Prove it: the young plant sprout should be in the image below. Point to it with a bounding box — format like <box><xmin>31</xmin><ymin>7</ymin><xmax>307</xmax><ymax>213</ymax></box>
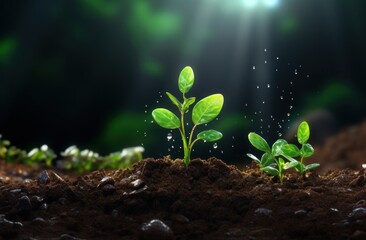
<box><xmin>152</xmin><ymin>66</ymin><xmax>224</xmax><ymax>166</ymax></box>
<box><xmin>247</xmin><ymin>134</ymin><xmax>298</xmax><ymax>184</ymax></box>
<box><xmin>281</xmin><ymin>121</ymin><xmax>320</xmax><ymax>178</ymax></box>
<box><xmin>247</xmin><ymin>121</ymin><xmax>319</xmax><ymax>183</ymax></box>
<box><xmin>28</xmin><ymin>144</ymin><xmax>57</xmax><ymax>167</ymax></box>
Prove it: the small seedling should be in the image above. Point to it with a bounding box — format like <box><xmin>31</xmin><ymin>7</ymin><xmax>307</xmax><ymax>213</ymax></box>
<box><xmin>28</xmin><ymin>145</ymin><xmax>57</xmax><ymax>167</ymax></box>
<box><xmin>247</xmin><ymin>133</ymin><xmax>298</xmax><ymax>184</ymax></box>
<box><xmin>152</xmin><ymin>66</ymin><xmax>224</xmax><ymax>166</ymax></box>
<box><xmin>247</xmin><ymin>121</ymin><xmax>319</xmax><ymax>183</ymax></box>
<box><xmin>281</xmin><ymin>121</ymin><xmax>319</xmax><ymax>178</ymax></box>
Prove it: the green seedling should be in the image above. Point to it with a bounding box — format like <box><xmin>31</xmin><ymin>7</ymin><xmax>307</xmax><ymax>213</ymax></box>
<box><xmin>281</xmin><ymin>121</ymin><xmax>320</xmax><ymax>178</ymax></box>
<box><xmin>60</xmin><ymin>145</ymin><xmax>99</xmax><ymax>172</ymax></box>
<box><xmin>152</xmin><ymin>66</ymin><xmax>224</xmax><ymax>166</ymax></box>
<box><xmin>247</xmin><ymin>133</ymin><xmax>298</xmax><ymax>184</ymax></box>
<box><xmin>28</xmin><ymin>145</ymin><xmax>57</xmax><ymax>167</ymax></box>
<box><xmin>101</xmin><ymin>146</ymin><xmax>144</xmax><ymax>169</ymax></box>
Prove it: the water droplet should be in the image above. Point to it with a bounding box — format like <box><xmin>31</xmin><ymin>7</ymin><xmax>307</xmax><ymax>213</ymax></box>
<box><xmin>171</xmin><ymin>145</ymin><xmax>174</xmax><ymax>149</ymax></box>
<box><xmin>156</xmin><ymin>100</ymin><xmax>159</xmax><ymax>103</ymax></box>
<box><xmin>264</xmin><ymin>60</ymin><xmax>267</xmax><ymax>64</ymax></box>
<box><xmin>275</xmin><ymin>69</ymin><xmax>278</xmax><ymax>72</ymax></box>
<box><xmin>145</xmin><ymin>104</ymin><xmax>148</xmax><ymax>108</ymax></box>
<box><xmin>260</xmin><ymin>119</ymin><xmax>263</xmax><ymax>122</ymax></box>
<box><xmin>245</xmin><ymin>103</ymin><xmax>248</xmax><ymax>107</ymax></box>
<box><xmin>213</xmin><ymin>143</ymin><xmax>218</xmax><ymax>149</ymax></box>
<box><xmin>262</xmin><ymin>101</ymin><xmax>265</xmax><ymax>104</ymax></box>
<box><xmin>278</xmin><ymin>133</ymin><xmax>282</xmax><ymax>137</ymax></box>
<box><xmin>307</xmin><ymin>75</ymin><xmax>310</xmax><ymax>78</ymax></box>
<box><xmin>267</xmin><ymin>84</ymin><xmax>270</xmax><ymax>88</ymax></box>
<box><xmin>144</xmin><ymin>110</ymin><xmax>147</xmax><ymax>113</ymax></box>
<box><xmin>290</xmin><ymin>81</ymin><xmax>293</xmax><ymax>85</ymax></box>
<box><xmin>232</xmin><ymin>145</ymin><xmax>234</xmax><ymax>148</ymax></box>
<box><xmin>186</xmin><ymin>123</ymin><xmax>189</xmax><ymax>126</ymax></box>
<box><xmin>276</xmin><ymin>57</ymin><xmax>279</xmax><ymax>60</ymax></box>
<box><xmin>256</xmin><ymin>85</ymin><xmax>260</xmax><ymax>89</ymax></box>
<box><xmin>167</xmin><ymin>133</ymin><xmax>172</xmax><ymax>141</ymax></box>
<box><xmin>264</xmin><ymin>48</ymin><xmax>267</xmax><ymax>52</ymax></box>
<box><xmin>289</xmin><ymin>105</ymin><xmax>293</xmax><ymax>109</ymax></box>
<box><xmin>268</xmin><ymin>125</ymin><xmax>271</xmax><ymax>129</ymax></box>
<box><xmin>294</xmin><ymin>69</ymin><xmax>298</xmax><ymax>75</ymax></box>
<box><xmin>252</xmin><ymin>66</ymin><xmax>256</xmax><ymax>70</ymax></box>
<box><xmin>280</xmin><ymin>96</ymin><xmax>284</xmax><ymax>100</ymax></box>
<box><xmin>287</xmin><ymin>113</ymin><xmax>290</xmax><ymax>117</ymax></box>
<box><xmin>150</xmin><ymin>120</ymin><xmax>154</xmax><ymax>124</ymax></box>
<box><xmin>221</xmin><ymin>150</ymin><xmax>224</xmax><ymax>154</ymax></box>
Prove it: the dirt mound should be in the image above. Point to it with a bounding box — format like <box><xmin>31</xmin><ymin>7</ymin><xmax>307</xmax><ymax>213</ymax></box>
<box><xmin>312</xmin><ymin>121</ymin><xmax>366</xmax><ymax>172</ymax></box>
<box><xmin>1</xmin><ymin>157</ymin><xmax>366</xmax><ymax>239</ymax></box>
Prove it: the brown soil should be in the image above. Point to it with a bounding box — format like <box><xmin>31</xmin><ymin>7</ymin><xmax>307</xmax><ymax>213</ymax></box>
<box><xmin>1</xmin><ymin>120</ymin><xmax>366</xmax><ymax>240</ymax></box>
<box><xmin>1</xmin><ymin>156</ymin><xmax>366</xmax><ymax>240</ymax></box>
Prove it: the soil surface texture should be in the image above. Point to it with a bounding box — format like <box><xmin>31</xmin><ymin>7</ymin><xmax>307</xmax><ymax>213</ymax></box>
<box><xmin>1</xmin><ymin>156</ymin><xmax>366</xmax><ymax>240</ymax></box>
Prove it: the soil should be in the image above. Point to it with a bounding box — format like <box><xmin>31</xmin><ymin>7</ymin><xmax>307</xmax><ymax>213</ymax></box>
<box><xmin>1</xmin><ymin>121</ymin><xmax>366</xmax><ymax>240</ymax></box>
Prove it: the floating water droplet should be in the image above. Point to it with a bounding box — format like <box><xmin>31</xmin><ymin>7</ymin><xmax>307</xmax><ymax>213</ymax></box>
<box><xmin>260</xmin><ymin>119</ymin><xmax>263</xmax><ymax>122</ymax></box>
<box><xmin>278</xmin><ymin>133</ymin><xmax>282</xmax><ymax>137</ymax></box>
<box><xmin>276</xmin><ymin>57</ymin><xmax>279</xmax><ymax>60</ymax></box>
<box><xmin>264</xmin><ymin>48</ymin><xmax>267</xmax><ymax>52</ymax></box>
<box><xmin>256</xmin><ymin>85</ymin><xmax>260</xmax><ymax>89</ymax></box>
<box><xmin>264</xmin><ymin>60</ymin><xmax>267</xmax><ymax>64</ymax></box>
<box><xmin>307</xmin><ymin>75</ymin><xmax>310</xmax><ymax>78</ymax></box>
<box><xmin>145</xmin><ymin>104</ymin><xmax>148</xmax><ymax>108</ymax></box>
<box><xmin>144</xmin><ymin>110</ymin><xmax>147</xmax><ymax>113</ymax></box>
<box><xmin>156</xmin><ymin>100</ymin><xmax>159</xmax><ymax>103</ymax></box>
<box><xmin>252</xmin><ymin>66</ymin><xmax>256</xmax><ymax>70</ymax></box>
<box><xmin>289</xmin><ymin>105</ymin><xmax>293</xmax><ymax>109</ymax></box>
<box><xmin>167</xmin><ymin>133</ymin><xmax>172</xmax><ymax>141</ymax></box>
<box><xmin>213</xmin><ymin>143</ymin><xmax>218</xmax><ymax>149</ymax></box>
<box><xmin>287</xmin><ymin>113</ymin><xmax>290</xmax><ymax>117</ymax></box>
<box><xmin>290</xmin><ymin>81</ymin><xmax>293</xmax><ymax>85</ymax></box>
<box><xmin>267</xmin><ymin>84</ymin><xmax>270</xmax><ymax>88</ymax></box>
<box><xmin>150</xmin><ymin>120</ymin><xmax>154</xmax><ymax>124</ymax></box>
<box><xmin>171</xmin><ymin>145</ymin><xmax>174</xmax><ymax>149</ymax></box>
<box><xmin>268</xmin><ymin>125</ymin><xmax>271</xmax><ymax>129</ymax></box>
<box><xmin>294</xmin><ymin>69</ymin><xmax>298</xmax><ymax>75</ymax></box>
<box><xmin>232</xmin><ymin>145</ymin><xmax>235</xmax><ymax>148</ymax></box>
<box><xmin>280</xmin><ymin>96</ymin><xmax>284</xmax><ymax>100</ymax></box>
<box><xmin>221</xmin><ymin>150</ymin><xmax>224</xmax><ymax>154</ymax></box>
<box><xmin>245</xmin><ymin>103</ymin><xmax>248</xmax><ymax>107</ymax></box>
<box><xmin>262</xmin><ymin>101</ymin><xmax>265</xmax><ymax>104</ymax></box>
<box><xmin>275</xmin><ymin>69</ymin><xmax>278</xmax><ymax>72</ymax></box>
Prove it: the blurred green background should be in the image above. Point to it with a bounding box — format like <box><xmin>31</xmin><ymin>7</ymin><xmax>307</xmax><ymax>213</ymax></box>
<box><xmin>0</xmin><ymin>0</ymin><xmax>365</xmax><ymax>164</ymax></box>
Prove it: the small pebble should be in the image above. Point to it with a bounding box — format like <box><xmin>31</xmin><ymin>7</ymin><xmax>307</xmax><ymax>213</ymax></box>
<box><xmin>32</xmin><ymin>217</ymin><xmax>46</xmax><ymax>224</ymax></box>
<box><xmin>131</xmin><ymin>179</ymin><xmax>145</xmax><ymax>189</ymax></box>
<box><xmin>140</xmin><ymin>219</ymin><xmax>174</xmax><ymax>240</ymax></box>
<box><xmin>38</xmin><ymin>170</ymin><xmax>50</xmax><ymax>184</ymax></box>
<box><xmin>97</xmin><ymin>176</ymin><xmax>115</xmax><ymax>188</ymax></box>
<box><xmin>17</xmin><ymin>196</ymin><xmax>32</xmax><ymax>212</ymax></box>
<box><xmin>102</xmin><ymin>184</ymin><xmax>116</xmax><ymax>196</ymax></box>
<box><xmin>348</xmin><ymin>208</ymin><xmax>366</xmax><ymax>220</ymax></box>
<box><xmin>254</xmin><ymin>208</ymin><xmax>272</xmax><ymax>217</ymax></box>
<box><xmin>294</xmin><ymin>209</ymin><xmax>307</xmax><ymax>216</ymax></box>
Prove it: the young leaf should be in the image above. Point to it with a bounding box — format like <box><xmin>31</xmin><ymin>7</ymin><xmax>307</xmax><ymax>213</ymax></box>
<box><xmin>297</xmin><ymin>121</ymin><xmax>310</xmax><ymax>144</ymax></box>
<box><xmin>281</xmin><ymin>144</ymin><xmax>301</xmax><ymax>157</ymax></box>
<box><xmin>261</xmin><ymin>166</ymin><xmax>279</xmax><ymax>176</ymax></box>
<box><xmin>166</xmin><ymin>92</ymin><xmax>182</xmax><ymax>110</ymax></box>
<box><xmin>152</xmin><ymin>108</ymin><xmax>180</xmax><ymax>129</ymax></box>
<box><xmin>197</xmin><ymin>130</ymin><xmax>223</xmax><ymax>142</ymax></box>
<box><xmin>192</xmin><ymin>94</ymin><xmax>224</xmax><ymax>125</ymax></box>
<box><xmin>305</xmin><ymin>163</ymin><xmax>320</xmax><ymax>170</ymax></box>
<box><xmin>272</xmin><ymin>139</ymin><xmax>287</xmax><ymax>156</ymax></box>
<box><xmin>261</xmin><ymin>153</ymin><xmax>274</xmax><ymax>167</ymax></box>
<box><xmin>301</xmin><ymin>143</ymin><xmax>314</xmax><ymax>157</ymax></box>
<box><xmin>248</xmin><ymin>132</ymin><xmax>271</xmax><ymax>153</ymax></box>
<box><xmin>183</xmin><ymin>97</ymin><xmax>196</xmax><ymax>111</ymax></box>
<box><xmin>247</xmin><ymin>153</ymin><xmax>261</xmax><ymax>164</ymax></box>
<box><xmin>278</xmin><ymin>157</ymin><xmax>285</xmax><ymax>166</ymax></box>
<box><xmin>178</xmin><ymin>66</ymin><xmax>194</xmax><ymax>94</ymax></box>
<box><xmin>284</xmin><ymin>160</ymin><xmax>299</xmax><ymax>170</ymax></box>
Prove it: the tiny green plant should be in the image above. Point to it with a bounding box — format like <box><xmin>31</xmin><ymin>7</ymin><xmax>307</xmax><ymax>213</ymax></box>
<box><xmin>247</xmin><ymin>121</ymin><xmax>319</xmax><ymax>183</ymax></box>
<box><xmin>247</xmin><ymin>133</ymin><xmax>298</xmax><ymax>184</ymax></box>
<box><xmin>27</xmin><ymin>144</ymin><xmax>57</xmax><ymax>167</ymax></box>
<box><xmin>152</xmin><ymin>66</ymin><xmax>224</xmax><ymax>166</ymax></box>
<box><xmin>281</xmin><ymin>121</ymin><xmax>320</xmax><ymax>178</ymax></box>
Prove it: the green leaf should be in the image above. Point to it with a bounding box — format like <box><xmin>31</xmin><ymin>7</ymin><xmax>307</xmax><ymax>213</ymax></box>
<box><xmin>284</xmin><ymin>160</ymin><xmax>299</xmax><ymax>170</ymax></box>
<box><xmin>197</xmin><ymin>130</ymin><xmax>223</xmax><ymax>142</ymax></box>
<box><xmin>272</xmin><ymin>139</ymin><xmax>287</xmax><ymax>156</ymax></box>
<box><xmin>178</xmin><ymin>66</ymin><xmax>194</xmax><ymax>94</ymax></box>
<box><xmin>278</xmin><ymin>157</ymin><xmax>285</xmax><ymax>166</ymax></box>
<box><xmin>261</xmin><ymin>153</ymin><xmax>274</xmax><ymax>167</ymax></box>
<box><xmin>152</xmin><ymin>108</ymin><xmax>180</xmax><ymax>129</ymax></box>
<box><xmin>247</xmin><ymin>153</ymin><xmax>261</xmax><ymax>164</ymax></box>
<box><xmin>281</xmin><ymin>144</ymin><xmax>301</xmax><ymax>157</ymax></box>
<box><xmin>248</xmin><ymin>132</ymin><xmax>271</xmax><ymax>153</ymax></box>
<box><xmin>192</xmin><ymin>94</ymin><xmax>224</xmax><ymax>125</ymax></box>
<box><xmin>183</xmin><ymin>97</ymin><xmax>196</xmax><ymax>111</ymax></box>
<box><xmin>261</xmin><ymin>166</ymin><xmax>279</xmax><ymax>176</ymax></box>
<box><xmin>301</xmin><ymin>143</ymin><xmax>314</xmax><ymax>157</ymax></box>
<box><xmin>166</xmin><ymin>92</ymin><xmax>182</xmax><ymax>110</ymax></box>
<box><xmin>305</xmin><ymin>163</ymin><xmax>320</xmax><ymax>170</ymax></box>
<box><xmin>297</xmin><ymin>121</ymin><xmax>310</xmax><ymax>144</ymax></box>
